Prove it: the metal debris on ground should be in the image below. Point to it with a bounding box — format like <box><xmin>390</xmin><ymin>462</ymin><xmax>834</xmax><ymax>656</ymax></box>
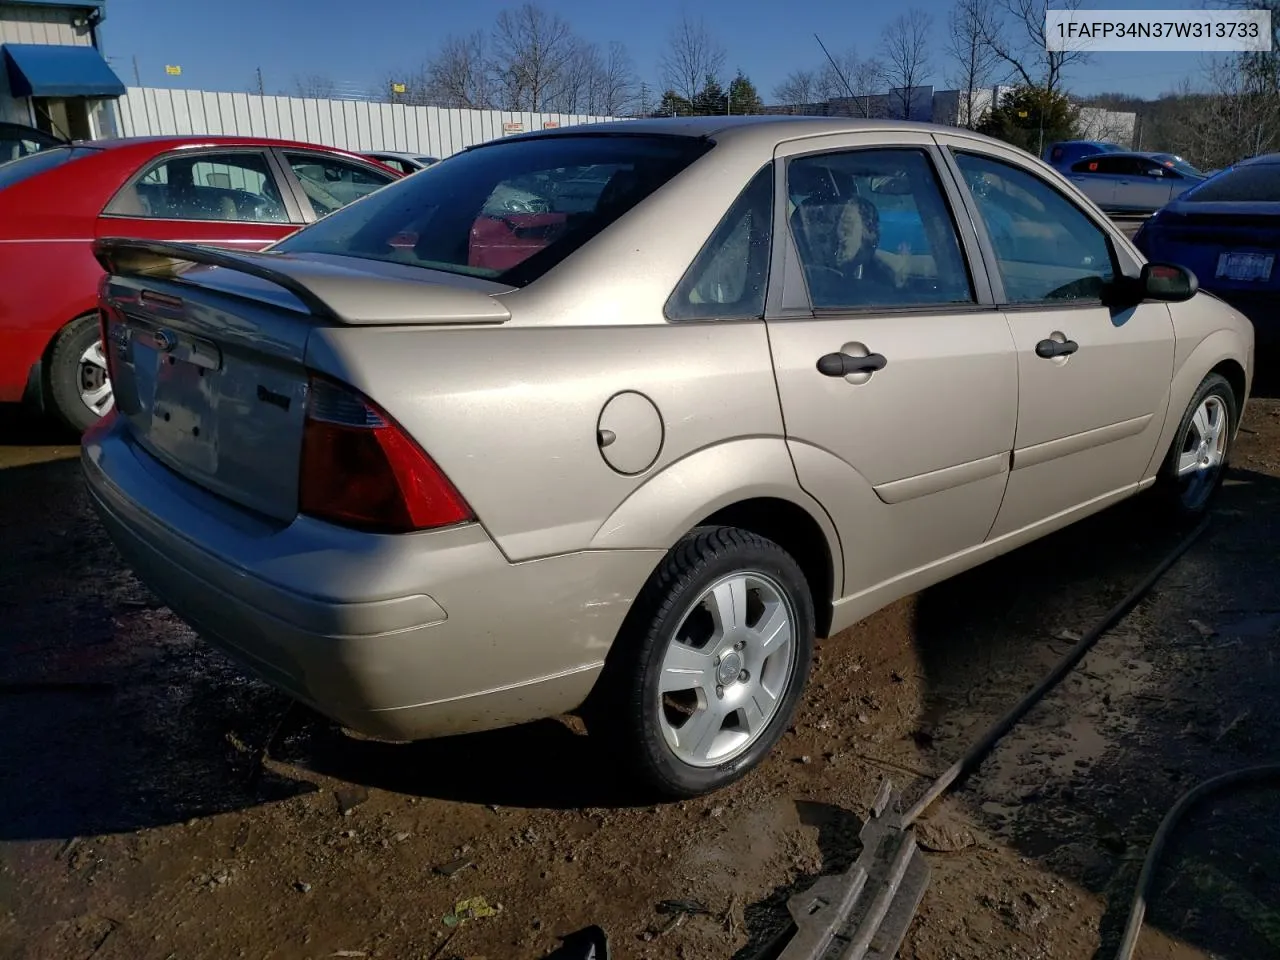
<box><xmin>542</xmin><ymin>925</ymin><xmax>610</xmax><ymax>959</ymax></box>
<box><xmin>435</xmin><ymin>856</ymin><xmax>475</xmax><ymax>877</ymax></box>
<box><xmin>777</xmin><ymin>780</ymin><xmax>929</xmax><ymax>960</ymax></box>
<box><xmin>655</xmin><ymin>898</ymin><xmax>711</xmax><ymax>916</ymax></box>
<box><xmin>334</xmin><ymin>785</ymin><xmax>369</xmax><ymax>816</ymax></box>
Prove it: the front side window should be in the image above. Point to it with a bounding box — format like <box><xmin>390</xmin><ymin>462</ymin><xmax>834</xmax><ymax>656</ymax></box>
<box><xmin>954</xmin><ymin>151</ymin><xmax>1115</xmax><ymax>304</ymax></box>
<box><xmin>285</xmin><ymin>153</ymin><xmax>397</xmax><ymax>218</ymax></box>
<box><xmin>786</xmin><ymin>148</ymin><xmax>974</xmax><ymax>310</ymax></box>
<box><xmin>273</xmin><ymin>134</ymin><xmax>714</xmax><ymax>286</ymax></box>
<box><xmin>105</xmin><ymin>151</ymin><xmax>290</xmax><ymax>222</ymax></box>
<box><xmin>666</xmin><ymin>164</ymin><xmax>773</xmax><ymax>321</ymax></box>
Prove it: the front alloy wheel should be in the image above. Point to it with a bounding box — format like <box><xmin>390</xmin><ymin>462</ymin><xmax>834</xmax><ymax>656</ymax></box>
<box><xmin>1156</xmin><ymin>371</ymin><xmax>1237</xmax><ymax>518</ymax></box>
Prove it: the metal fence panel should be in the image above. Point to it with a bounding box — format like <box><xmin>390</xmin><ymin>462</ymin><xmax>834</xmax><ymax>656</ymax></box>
<box><xmin>114</xmin><ymin>87</ymin><xmax>622</xmax><ymax>157</ymax></box>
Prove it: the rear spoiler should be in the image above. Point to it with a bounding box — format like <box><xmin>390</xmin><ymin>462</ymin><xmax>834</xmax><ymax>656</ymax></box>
<box><xmin>92</xmin><ymin>238</ymin><xmax>512</xmax><ymax>326</ymax></box>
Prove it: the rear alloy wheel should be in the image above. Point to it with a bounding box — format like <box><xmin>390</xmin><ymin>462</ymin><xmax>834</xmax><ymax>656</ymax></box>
<box><xmin>590</xmin><ymin>526</ymin><xmax>815</xmax><ymax>798</ymax></box>
<box><xmin>1156</xmin><ymin>372</ymin><xmax>1237</xmax><ymax>518</ymax></box>
<box><xmin>48</xmin><ymin>315</ymin><xmax>113</xmax><ymax>434</ymax></box>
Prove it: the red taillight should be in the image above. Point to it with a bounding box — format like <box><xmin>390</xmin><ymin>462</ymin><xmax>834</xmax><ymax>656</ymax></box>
<box><xmin>298</xmin><ymin>376</ymin><xmax>474</xmax><ymax>534</ymax></box>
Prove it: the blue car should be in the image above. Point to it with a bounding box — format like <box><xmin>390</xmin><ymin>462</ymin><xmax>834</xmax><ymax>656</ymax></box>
<box><xmin>1134</xmin><ymin>153</ymin><xmax>1280</xmax><ymax>344</ymax></box>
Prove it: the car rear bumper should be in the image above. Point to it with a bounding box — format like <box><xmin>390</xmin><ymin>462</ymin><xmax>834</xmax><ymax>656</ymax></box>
<box><xmin>82</xmin><ymin>421</ymin><xmax>661</xmax><ymax>740</ymax></box>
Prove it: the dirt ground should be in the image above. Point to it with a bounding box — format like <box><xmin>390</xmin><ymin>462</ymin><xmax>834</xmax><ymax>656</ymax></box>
<box><xmin>1</xmin><ymin>369</ymin><xmax>1277</xmax><ymax>960</ymax></box>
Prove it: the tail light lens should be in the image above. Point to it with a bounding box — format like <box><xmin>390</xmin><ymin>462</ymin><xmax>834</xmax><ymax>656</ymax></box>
<box><xmin>299</xmin><ymin>376</ymin><xmax>474</xmax><ymax>534</ymax></box>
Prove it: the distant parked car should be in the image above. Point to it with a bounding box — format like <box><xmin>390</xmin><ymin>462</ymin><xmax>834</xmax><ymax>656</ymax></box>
<box><xmin>0</xmin><ymin>135</ymin><xmax>401</xmax><ymax>431</ymax></box>
<box><xmin>362</xmin><ymin>150</ymin><xmax>439</xmax><ymax>174</ymax></box>
<box><xmin>1066</xmin><ymin>151</ymin><xmax>1207</xmax><ymax>214</ymax></box>
<box><xmin>0</xmin><ymin>120</ymin><xmax>65</xmax><ymax>165</ymax></box>
<box><xmin>1043</xmin><ymin>139</ymin><xmax>1124</xmax><ymax>171</ymax></box>
<box><xmin>84</xmin><ymin>116</ymin><xmax>1252</xmax><ymax>799</ymax></box>
<box><xmin>1134</xmin><ymin>152</ymin><xmax>1280</xmax><ymax>344</ymax></box>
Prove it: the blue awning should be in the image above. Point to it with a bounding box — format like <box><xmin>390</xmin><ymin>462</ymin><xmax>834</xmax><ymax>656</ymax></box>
<box><xmin>3</xmin><ymin>43</ymin><xmax>125</xmax><ymax>99</ymax></box>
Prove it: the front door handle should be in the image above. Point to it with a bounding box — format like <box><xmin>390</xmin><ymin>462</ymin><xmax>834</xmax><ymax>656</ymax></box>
<box><xmin>817</xmin><ymin>351</ymin><xmax>888</xmax><ymax>377</ymax></box>
<box><xmin>1035</xmin><ymin>338</ymin><xmax>1079</xmax><ymax>359</ymax></box>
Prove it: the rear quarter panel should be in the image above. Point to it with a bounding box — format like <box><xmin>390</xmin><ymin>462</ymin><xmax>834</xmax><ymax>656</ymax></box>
<box><xmin>0</xmin><ymin>236</ymin><xmax>101</xmax><ymax>402</ymax></box>
<box><xmin>304</xmin><ymin>321</ymin><xmax>798</xmax><ymax>562</ymax></box>
<box><xmin>0</xmin><ymin>148</ymin><xmax>141</xmax><ymax>400</ymax></box>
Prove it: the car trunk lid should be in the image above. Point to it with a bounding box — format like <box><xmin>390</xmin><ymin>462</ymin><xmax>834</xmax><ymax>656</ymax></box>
<box><xmin>95</xmin><ymin>238</ymin><xmax>511</xmax><ymax>523</ymax></box>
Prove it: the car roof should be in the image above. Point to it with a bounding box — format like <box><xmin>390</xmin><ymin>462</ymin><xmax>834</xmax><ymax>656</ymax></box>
<box><xmin>87</xmin><ymin>134</ymin><xmax>370</xmax><ymax>155</ymax></box>
<box><xmin>1238</xmin><ymin>152</ymin><xmax>1280</xmax><ymax>166</ymax></box>
<box><xmin>479</xmin><ymin>115</ymin><xmax>1016</xmax><ymax>154</ymax></box>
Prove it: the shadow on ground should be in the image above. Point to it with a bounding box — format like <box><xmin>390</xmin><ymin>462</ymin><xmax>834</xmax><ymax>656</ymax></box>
<box><xmin>906</xmin><ymin>464</ymin><xmax>1280</xmax><ymax>960</ymax></box>
<box><xmin>0</xmin><ymin>452</ymin><xmax>313</xmax><ymax>842</ymax></box>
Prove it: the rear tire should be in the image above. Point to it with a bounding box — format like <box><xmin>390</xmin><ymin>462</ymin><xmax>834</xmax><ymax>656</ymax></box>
<box><xmin>1153</xmin><ymin>372</ymin><xmax>1236</xmax><ymax>519</ymax></box>
<box><xmin>586</xmin><ymin>526</ymin><xmax>815</xmax><ymax>799</ymax></box>
<box><xmin>48</xmin><ymin>315</ymin><xmax>112</xmax><ymax>434</ymax></box>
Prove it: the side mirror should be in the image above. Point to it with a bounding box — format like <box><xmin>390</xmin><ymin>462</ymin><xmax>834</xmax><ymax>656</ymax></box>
<box><xmin>1142</xmin><ymin>261</ymin><xmax>1197</xmax><ymax>301</ymax></box>
<box><xmin>1104</xmin><ymin>262</ymin><xmax>1198</xmax><ymax>308</ymax></box>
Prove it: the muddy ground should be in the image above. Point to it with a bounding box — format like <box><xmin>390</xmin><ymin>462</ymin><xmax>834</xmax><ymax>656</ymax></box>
<box><xmin>1</xmin><ymin>370</ymin><xmax>1278</xmax><ymax>960</ymax></box>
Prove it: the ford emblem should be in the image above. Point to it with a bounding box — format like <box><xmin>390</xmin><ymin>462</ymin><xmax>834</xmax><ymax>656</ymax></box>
<box><xmin>153</xmin><ymin>328</ymin><xmax>177</xmax><ymax>352</ymax></box>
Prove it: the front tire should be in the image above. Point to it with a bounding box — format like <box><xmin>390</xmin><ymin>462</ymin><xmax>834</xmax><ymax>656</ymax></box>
<box><xmin>588</xmin><ymin>526</ymin><xmax>815</xmax><ymax>799</ymax></box>
<box><xmin>1154</xmin><ymin>372</ymin><xmax>1237</xmax><ymax>518</ymax></box>
<box><xmin>48</xmin><ymin>315</ymin><xmax>112</xmax><ymax>434</ymax></box>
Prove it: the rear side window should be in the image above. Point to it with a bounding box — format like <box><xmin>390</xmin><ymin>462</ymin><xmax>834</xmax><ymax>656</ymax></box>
<box><xmin>284</xmin><ymin>152</ymin><xmax>396</xmax><ymax>218</ymax></box>
<box><xmin>954</xmin><ymin>151</ymin><xmax>1114</xmax><ymax>303</ymax></box>
<box><xmin>273</xmin><ymin>134</ymin><xmax>714</xmax><ymax>286</ymax></box>
<box><xmin>666</xmin><ymin>164</ymin><xmax>773</xmax><ymax>321</ymax></box>
<box><xmin>105</xmin><ymin>151</ymin><xmax>291</xmax><ymax>222</ymax></box>
<box><xmin>0</xmin><ymin>145</ymin><xmax>89</xmax><ymax>191</ymax></box>
<box><xmin>1184</xmin><ymin>163</ymin><xmax>1280</xmax><ymax>202</ymax></box>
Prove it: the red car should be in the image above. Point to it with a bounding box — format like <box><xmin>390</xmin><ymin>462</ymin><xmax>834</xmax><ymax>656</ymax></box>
<box><xmin>0</xmin><ymin>135</ymin><xmax>401</xmax><ymax>431</ymax></box>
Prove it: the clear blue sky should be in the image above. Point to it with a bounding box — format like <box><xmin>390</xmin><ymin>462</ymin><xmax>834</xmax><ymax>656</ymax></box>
<box><xmin>98</xmin><ymin>0</ymin><xmax>1210</xmax><ymax>104</ymax></box>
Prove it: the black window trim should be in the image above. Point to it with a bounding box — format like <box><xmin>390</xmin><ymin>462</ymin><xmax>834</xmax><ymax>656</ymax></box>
<box><xmin>100</xmin><ymin>146</ymin><xmax>305</xmax><ymax>225</ymax></box>
<box><xmin>764</xmin><ymin>141</ymin><xmax>995</xmax><ymax>321</ymax></box>
<box><xmin>663</xmin><ymin>161</ymin><xmax>775</xmax><ymax>324</ymax></box>
<box><xmin>942</xmin><ymin>146</ymin><xmax>1137</xmax><ymax>312</ymax></box>
<box><xmin>273</xmin><ymin>147</ymin><xmax>401</xmax><ymax>223</ymax></box>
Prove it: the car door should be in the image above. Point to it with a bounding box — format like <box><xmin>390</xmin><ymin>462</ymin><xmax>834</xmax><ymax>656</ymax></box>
<box><xmin>940</xmin><ymin>139</ymin><xmax>1175</xmax><ymax>539</ymax></box>
<box><xmin>1068</xmin><ymin>157</ymin><xmax>1118</xmax><ymax>209</ymax></box>
<box><xmin>276</xmin><ymin>150</ymin><xmax>399</xmax><ymax>221</ymax></box>
<box><xmin>764</xmin><ymin>133</ymin><xmax>1017</xmax><ymax>603</ymax></box>
<box><xmin>97</xmin><ymin>147</ymin><xmax>305</xmax><ymax>249</ymax></box>
<box><xmin>1119</xmin><ymin>157</ymin><xmax>1174</xmax><ymax>212</ymax></box>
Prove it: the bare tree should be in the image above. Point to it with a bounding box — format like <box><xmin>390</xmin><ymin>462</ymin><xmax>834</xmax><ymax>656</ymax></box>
<box><xmin>294</xmin><ymin>73</ymin><xmax>337</xmax><ymax>99</ymax></box>
<box><xmin>491</xmin><ymin>3</ymin><xmax>579</xmax><ymax>111</ymax></box>
<box><xmin>660</xmin><ymin>15</ymin><xmax>726</xmax><ymax>104</ymax></box>
<box><xmin>593</xmin><ymin>41</ymin><xmax>639</xmax><ymax>116</ymax></box>
<box><xmin>880</xmin><ymin>9</ymin><xmax>934</xmax><ymax>120</ymax></box>
<box><xmin>415</xmin><ymin>31</ymin><xmax>494</xmax><ymax>108</ymax></box>
<box><xmin>1179</xmin><ymin>54</ymin><xmax>1280</xmax><ymax>168</ymax></box>
<box><xmin>945</xmin><ymin>0</ymin><xmax>1003</xmax><ymax>126</ymax></box>
<box><xmin>773</xmin><ymin>69</ymin><xmax>820</xmax><ymax>110</ymax></box>
<box><xmin>980</xmin><ymin>0</ymin><xmax>1088</xmax><ymax>97</ymax></box>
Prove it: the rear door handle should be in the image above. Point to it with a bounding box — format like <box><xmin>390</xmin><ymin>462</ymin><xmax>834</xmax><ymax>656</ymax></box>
<box><xmin>1035</xmin><ymin>338</ymin><xmax>1079</xmax><ymax>359</ymax></box>
<box><xmin>817</xmin><ymin>351</ymin><xmax>888</xmax><ymax>377</ymax></box>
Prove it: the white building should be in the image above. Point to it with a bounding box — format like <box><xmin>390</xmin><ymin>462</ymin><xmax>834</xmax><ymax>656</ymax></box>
<box><xmin>767</xmin><ymin>83</ymin><xmax>1138</xmax><ymax>151</ymax></box>
<box><xmin>1</xmin><ymin>0</ymin><xmax>124</xmax><ymax>139</ymax></box>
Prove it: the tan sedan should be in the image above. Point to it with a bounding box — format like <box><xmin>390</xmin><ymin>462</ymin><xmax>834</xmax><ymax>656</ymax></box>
<box><xmin>83</xmin><ymin>117</ymin><xmax>1253</xmax><ymax>798</ymax></box>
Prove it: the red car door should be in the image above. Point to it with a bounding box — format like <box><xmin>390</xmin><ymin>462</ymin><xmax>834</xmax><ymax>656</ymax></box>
<box><xmin>95</xmin><ymin>147</ymin><xmax>305</xmax><ymax>251</ymax></box>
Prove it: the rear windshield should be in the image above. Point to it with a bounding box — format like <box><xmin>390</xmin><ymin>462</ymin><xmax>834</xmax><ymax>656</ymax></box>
<box><xmin>272</xmin><ymin>133</ymin><xmax>713</xmax><ymax>286</ymax></box>
<box><xmin>0</xmin><ymin>145</ymin><xmax>95</xmax><ymax>191</ymax></box>
<box><xmin>1183</xmin><ymin>162</ymin><xmax>1280</xmax><ymax>202</ymax></box>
